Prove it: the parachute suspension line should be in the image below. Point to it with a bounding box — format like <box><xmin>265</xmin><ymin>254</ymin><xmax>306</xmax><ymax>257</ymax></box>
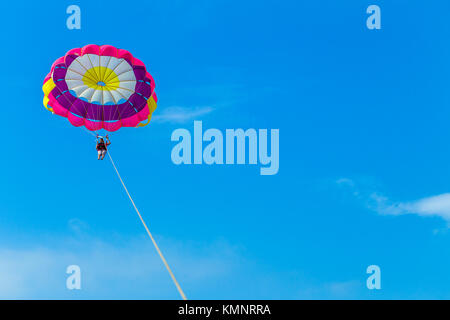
<box><xmin>82</xmin><ymin>127</ymin><xmax>112</xmax><ymax>142</ymax></box>
<box><xmin>107</xmin><ymin>151</ymin><xmax>188</xmax><ymax>301</ymax></box>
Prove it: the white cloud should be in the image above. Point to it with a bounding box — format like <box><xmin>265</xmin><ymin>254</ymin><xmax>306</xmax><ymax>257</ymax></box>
<box><xmin>336</xmin><ymin>178</ymin><xmax>355</xmax><ymax>187</ymax></box>
<box><xmin>0</xmin><ymin>234</ymin><xmax>240</xmax><ymax>299</ymax></box>
<box><xmin>337</xmin><ymin>178</ymin><xmax>450</xmax><ymax>223</ymax></box>
<box><xmin>373</xmin><ymin>192</ymin><xmax>450</xmax><ymax>221</ymax></box>
<box><xmin>153</xmin><ymin>106</ymin><xmax>214</xmax><ymax>124</ymax></box>
<box><xmin>295</xmin><ymin>280</ymin><xmax>361</xmax><ymax>299</ymax></box>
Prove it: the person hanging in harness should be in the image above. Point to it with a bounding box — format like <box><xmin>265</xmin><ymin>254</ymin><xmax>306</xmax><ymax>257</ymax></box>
<box><xmin>96</xmin><ymin>135</ymin><xmax>111</xmax><ymax>160</ymax></box>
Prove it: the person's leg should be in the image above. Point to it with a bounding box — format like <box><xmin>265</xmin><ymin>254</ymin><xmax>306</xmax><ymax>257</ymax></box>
<box><xmin>101</xmin><ymin>150</ymin><xmax>107</xmax><ymax>160</ymax></box>
<box><xmin>97</xmin><ymin>150</ymin><xmax>101</xmax><ymax>160</ymax></box>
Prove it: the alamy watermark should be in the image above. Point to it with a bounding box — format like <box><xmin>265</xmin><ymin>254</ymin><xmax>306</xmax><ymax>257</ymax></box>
<box><xmin>66</xmin><ymin>5</ymin><xmax>81</xmax><ymax>30</ymax></box>
<box><xmin>171</xmin><ymin>121</ymin><xmax>279</xmax><ymax>175</ymax></box>
<box><xmin>366</xmin><ymin>264</ymin><xmax>381</xmax><ymax>290</ymax></box>
<box><xmin>66</xmin><ymin>265</ymin><xmax>81</xmax><ymax>290</ymax></box>
<box><xmin>366</xmin><ymin>5</ymin><xmax>381</xmax><ymax>30</ymax></box>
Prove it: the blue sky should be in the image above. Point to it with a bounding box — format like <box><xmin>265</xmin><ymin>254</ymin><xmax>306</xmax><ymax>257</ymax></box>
<box><xmin>0</xmin><ymin>0</ymin><xmax>449</xmax><ymax>299</ymax></box>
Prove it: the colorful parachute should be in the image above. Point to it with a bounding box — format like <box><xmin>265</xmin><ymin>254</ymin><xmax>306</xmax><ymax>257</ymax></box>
<box><xmin>42</xmin><ymin>44</ymin><xmax>157</xmax><ymax>131</ymax></box>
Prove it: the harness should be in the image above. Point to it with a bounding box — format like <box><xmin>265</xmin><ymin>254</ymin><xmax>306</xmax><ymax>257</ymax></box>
<box><xmin>97</xmin><ymin>142</ymin><xmax>107</xmax><ymax>151</ymax></box>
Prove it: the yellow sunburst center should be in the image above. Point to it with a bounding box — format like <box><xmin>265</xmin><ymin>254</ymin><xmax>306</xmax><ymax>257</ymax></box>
<box><xmin>82</xmin><ymin>66</ymin><xmax>120</xmax><ymax>91</ymax></box>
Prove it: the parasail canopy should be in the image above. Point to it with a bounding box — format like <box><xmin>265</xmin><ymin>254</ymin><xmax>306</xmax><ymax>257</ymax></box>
<box><xmin>42</xmin><ymin>44</ymin><xmax>157</xmax><ymax>132</ymax></box>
